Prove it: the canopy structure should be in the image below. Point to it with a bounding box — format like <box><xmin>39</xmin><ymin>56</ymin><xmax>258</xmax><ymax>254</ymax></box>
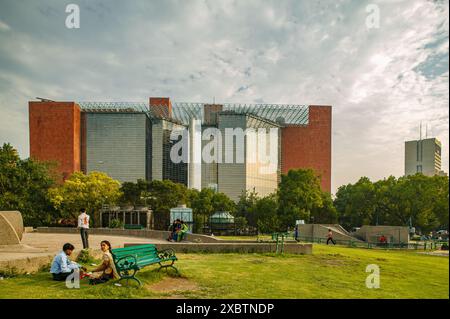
<box><xmin>209</xmin><ymin>211</ymin><xmax>235</xmax><ymax>224</ymax></box>
<box><xmin>78</xmin><ymin>101</ymin><xmax>309</xmax><ymax>126</ymax></box>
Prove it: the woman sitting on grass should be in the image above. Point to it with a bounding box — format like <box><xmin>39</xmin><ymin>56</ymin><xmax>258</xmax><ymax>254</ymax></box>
<box><xmin>177</xmin><ymin>220</ymin><xmax>189</xmax><ymax>242</ymax></box>
<box><xmin>89</xmin><ymin>240</ymin><xmax>119</xmax><ymax>285</ymax></box>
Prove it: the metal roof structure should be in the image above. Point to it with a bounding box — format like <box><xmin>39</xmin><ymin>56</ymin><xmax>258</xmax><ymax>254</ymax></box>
<box><xmin>77</xmin><ymin>101</ymin><xmax>309</xmax><ymax>126</ymax></box>
<box><xmin>78</xmin><ymin>102</ymin><xmax>149</xmax><ymax>113</ymax></box>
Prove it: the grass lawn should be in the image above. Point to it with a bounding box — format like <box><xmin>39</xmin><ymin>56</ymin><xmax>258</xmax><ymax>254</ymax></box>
<box><xmin>0</xmin><ymin>244</ymin><xmax>448</xmax><ymax>299</ymax></box>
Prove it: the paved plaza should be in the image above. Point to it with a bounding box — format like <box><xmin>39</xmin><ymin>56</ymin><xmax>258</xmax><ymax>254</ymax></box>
<box><xmin>0</xmin><ymin>232</ymin><xmax>166</xmax><ymax>262</ymax></box>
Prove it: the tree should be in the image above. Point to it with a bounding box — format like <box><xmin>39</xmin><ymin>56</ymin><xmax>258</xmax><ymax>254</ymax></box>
<box><xmin>334</xmin><ymin>177</ymin><xmax>377</xmax><ymax>229</ymax></box>
<box><xmin>211</xmin><ymin>192</ymin><xmax>236</xmax><ymax>213</ymax></box>
<box><xmin>120</xmin><ymin>179</ymin><xmax>148</xmax><ymax>206</ymax></box>
<box><xmin>252</xmin><ymin>194</ymin><xmax>279</xmax><ymax>233</ymax></box>
<box><xmin>277</xmin><ymin>169</ymin><xmax>323</xmax><ymax>229</ymax></box>
<box><xmin>0</xmin><ymin>143</ymin><xmax>56</xmax><ymax>226</ymax></box>
<box><xmin>334</xmin><ymin>174</ymin><xmax>449</xmax><ymax>233</ymax></box>
<box><xmin>431</xmin><ymin>175</ymin><xmax>449</xmax><ymax>230</ymax></box>
<box><xmin>48</xmin><ymin>171</ymin><xmax>122</xmax><ymax>226</ymax></box>
<box><xmin>190</xmin><ymin>188</ymin><xmax>214</xmax><ymax>232</ymax></box>
<box><xmin>311</xmin><ymin>192</ymin><xmax>338</xmax><ymax>224</ymax></box>
<box><xmin>236</xmin><ymin>189</ymin><xmax>259</xmax><ymax>228</ymax></box>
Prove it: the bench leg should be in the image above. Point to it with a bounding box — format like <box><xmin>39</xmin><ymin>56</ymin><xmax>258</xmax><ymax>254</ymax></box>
<box><xmin>118</xmin><ymin>275</ymin><xmax>141</xmax><ymax>287</ymax></box>
<box><xmin>158</xmin><ymin>261</ymin><xmax>179</xmax><ymax>275</ymax></box>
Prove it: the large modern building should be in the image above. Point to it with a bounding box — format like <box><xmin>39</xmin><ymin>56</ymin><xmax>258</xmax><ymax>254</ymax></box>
<box><xmin>29</xmin><ymin>97</ymin><xmax>332</xmax><ymax>200</ymax></box>
<box><xmin>405</xmin><ymin>137</ymin><xmax>446</xmax><ymax>177</ymax></box>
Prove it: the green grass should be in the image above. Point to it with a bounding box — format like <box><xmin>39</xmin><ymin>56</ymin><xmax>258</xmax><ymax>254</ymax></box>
<box><xmin>0</xmin><ymin>245</ymin><xmax>448</xmax><ymax>299</ymax></box>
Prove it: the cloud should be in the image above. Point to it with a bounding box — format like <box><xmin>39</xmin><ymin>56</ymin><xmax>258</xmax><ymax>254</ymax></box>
<box><xmin>0</xmin><ymin>19</ymin><xmax>10</xmax><ymax>31</ymax></box>
<box><xmin>0</xmin><ymin>0</ymin><xmax>448</xmax><ymax>193</ymax></box>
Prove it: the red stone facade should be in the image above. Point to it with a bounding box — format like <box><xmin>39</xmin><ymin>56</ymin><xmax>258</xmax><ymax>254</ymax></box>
<box><xmin>149</xmin><ymin>97</ymin><xmax>172</xmax><ymax>118</ymax></box>
<box><xmin>281</xmin><ymin>105</ymin><xmax>332</xmax><ymax>192</ymax></box>
<box><xmin>203</xmin><ymin>104</ymin><xmax>223</xmax><ymax>125</ymax></box>
<box><xmin>29</xmin><ymin>101</ymin><xmax>81</xmax><ymax>181</ymax></box>
<box><xmin>29</xmin><ymin>100</ymin><xmax>332</xmax><ymax>191</ymax></box>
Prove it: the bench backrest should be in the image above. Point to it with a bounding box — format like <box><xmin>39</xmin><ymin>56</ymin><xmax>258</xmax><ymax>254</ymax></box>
<box><xmin>124</xmin><ymin>224</ymin><xmax>144</xmax><ymax>229</ymax></box>
<box><xmin>111</xmin><ymin>244</ymin><xmax>158</xmax><ymax>261</ymax></box>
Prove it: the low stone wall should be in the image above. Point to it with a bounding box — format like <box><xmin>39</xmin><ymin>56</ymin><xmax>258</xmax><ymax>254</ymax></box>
<box><xmin>35</xmin><ymin>227</ymin><xmax>220</xmax><ymax>243</ymax></box>
<box><xmin>0</xmin><ymin>248</ymin><xmax>104</xmax><ymax>275</ymax></box>
<box><xmin>125</xmin><ymin>242</ymin><xmax>313</xmax><ymax>254</ymax></box>
<box><xmin>354</xmin><ymin>226</ymin><xmax>410</xmax><ymax>244</ymax></box>
<box><xmin>0</xmin><ymin>254</ymin><xmax>54</xmax><ymax>274</ymax></box>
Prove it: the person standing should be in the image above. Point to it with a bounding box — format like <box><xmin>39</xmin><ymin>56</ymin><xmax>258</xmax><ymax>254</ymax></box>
<box><xmin>294</xmin><ymin>224</ymin><xmax>299</xmax><ymax>242</ymax></box>
<box><xmin>326</xmin><ymin>228</ymin><xmax>336</xmax><ymax>245</ymax></box>
<box><xmin>78</xmin><ymin>208</ymin><xmax>90</xmax><ymax>249</ymax></box>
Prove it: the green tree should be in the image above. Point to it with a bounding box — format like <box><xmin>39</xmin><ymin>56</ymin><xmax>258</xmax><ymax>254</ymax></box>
<box><xmin>277</xmin><ymin>169</ymin><xmax>323</xmax><ymax>229</ymax></box>
<box><xmin>120</xmin><ymin>179</ymin><xmax>149</xmax><ymax>206</ymax></box>
<box><xmin>431</xmin><ymin>175</ymin><xmax>449</xmax><ymax>229</ymax></box>
<box><xmin>334</xmin><ymin>177</ymin><xmax>377</xmax><ymax>229</ymax></box>
<box><xmin>211</xmin><ymin>191</ymin><xmax>236</xmax><ymax>213</ymax></box>
<box><xmin>252</xmin><ymin>194</ymin><xmax>279</xmax><ymax>233</ymax></box>
<box><xmin>190</xmin><ymin>188</ymin><xmax>214</xmax><ymax>232</ymax></box>
<box><xmin>236</xmin><ymin>189</ymin><xmax>259</xmax><ymax>228</ymax></box>
<box><xmin>311</xmin><ymin>192</ymin><xmax>338</xmax><ymax>224</ymax></box>
<box><xmin>0</xmin><ymin>143</ymin><xmax>56</xmax><ymax>226</ymax></box>
<box><xmin>48</xmin><ymin>171</ymin><xmax>122</xmax><ymax>226</ymax></box>
<box><xmin>334</xmin><ymin>174</ymin><xmax>449</xmax><ymax>233</ymax></box>
<box><xmin>144</xmin><ymin>179</ymin><xmax>190</xmax><ymax>229</ymax></box>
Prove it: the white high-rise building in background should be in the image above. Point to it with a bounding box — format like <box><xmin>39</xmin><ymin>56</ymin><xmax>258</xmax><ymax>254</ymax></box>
<box><xmin>405</xmin><ymin>137</ymin><xmax>447</xmax><ymax>177</ymax></box>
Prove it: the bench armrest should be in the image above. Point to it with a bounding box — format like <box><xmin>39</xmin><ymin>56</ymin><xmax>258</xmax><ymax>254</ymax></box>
<box><xmin>157</xmin><ymin>248</ymin><xmax>176</xmax><ymax>260</ymax></box>
<box><xmin>114</xmin><ymin>254</ymin><xmax>138</xmax><ymax>271</ymax></box>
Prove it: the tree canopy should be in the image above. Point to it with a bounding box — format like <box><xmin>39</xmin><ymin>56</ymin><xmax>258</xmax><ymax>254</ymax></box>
<box><xmin>277</xmin><ymin>169</ymin><xmax>324</xmax><ymax>228</ymax></box>
<box><xmin>0</xmin><ymin>143</ymin><xmax>56</xmax><ymax>226</ymax></box>
<box><xmin>334</xmin><ymin>174</ymin><xmax>449</xmax><ymax>232</ymax></box>
<box><xmin>48</xmin><ymin>171</ymin><xmax>122</xmax><ymax>226</ymax></box>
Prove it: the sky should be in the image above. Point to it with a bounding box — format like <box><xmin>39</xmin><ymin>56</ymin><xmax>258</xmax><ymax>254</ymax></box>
<box><xmin>0</xmin><ymin>0</ymin><xmax>448</xmax><ymax>194</ymax></box>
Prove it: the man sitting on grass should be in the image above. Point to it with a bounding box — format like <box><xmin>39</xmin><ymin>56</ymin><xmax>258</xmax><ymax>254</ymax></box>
<box><xmin>50</xmin><ymin>243</ymin><xmax>84</xmax><ymax>281</ymax></box>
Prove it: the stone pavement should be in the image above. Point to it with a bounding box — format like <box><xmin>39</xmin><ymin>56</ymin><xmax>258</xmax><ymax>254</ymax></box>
<box><xmin>20</xmin><ymin>232</ymin><xmax>167</xmax><ymax>254</ymax></box>
<box><xmin>0</xmin><ymin>233</ymin><xmax>166</xmax><ymax>273</ymax></box>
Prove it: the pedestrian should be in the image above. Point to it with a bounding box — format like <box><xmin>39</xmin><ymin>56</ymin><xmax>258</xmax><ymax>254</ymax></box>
<box><xmin>294</xmin><ymin>224</ymin><xmax>299</xmax><ymax>242</ymax></box>
<box><xmin>326</xmin><ymin>228</ymin><xmax>336</xmax><ymax>245</ymax></box>
<box><xmin>78</xmin><ymin>208</ymin><xmax>90</xmax><ymax>249</ymax></box>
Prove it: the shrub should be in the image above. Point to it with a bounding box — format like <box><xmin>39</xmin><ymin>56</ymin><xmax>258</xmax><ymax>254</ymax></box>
<box><xmin>109</xmin><ymin>218</ymin><xmax>124</xmax><ymax>229</ymax></box>
<box><xmin>76</xmin><ymin>249</ymin><xmax>95</xmax><ymax>264</ymax></box>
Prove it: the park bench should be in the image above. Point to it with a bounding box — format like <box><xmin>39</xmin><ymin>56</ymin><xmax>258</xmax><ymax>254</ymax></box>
<box><xmin>111</xmin><ymin>244</ymin><xmax>178</xmax><ymax>286</ymax></box>
<box><xmin>124</xmin><ymin>224</ymin><xmax>144</xmax><ymax>230</ymax></box>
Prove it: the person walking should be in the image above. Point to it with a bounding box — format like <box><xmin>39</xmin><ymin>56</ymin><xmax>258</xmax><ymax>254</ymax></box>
<box><xmin>78</xmin><ymin>208</ymin><xmax>90</xmax><ymax>249</ymax></box>
<box><xmin>326</xmin><ymin>228</ymin><xmax>336</xmax><ymax>245</ymax></box>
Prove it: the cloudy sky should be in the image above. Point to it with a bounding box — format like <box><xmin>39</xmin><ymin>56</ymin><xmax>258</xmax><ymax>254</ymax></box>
<box><xmin>0</xmin><ymin>0</ymin><xmax>448</xmax><ymax>193</ymax></box>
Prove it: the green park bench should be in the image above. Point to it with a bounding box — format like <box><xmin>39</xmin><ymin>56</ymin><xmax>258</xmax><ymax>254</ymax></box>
<box><xmin>124</xmin><ymin>224</ymin><xmax>144</xmax><ymax>230</ymax></box>
<box><xmin>111</xmin><ymin>244</ymin><xmax>178</xmax><ymax>286</ymax></box>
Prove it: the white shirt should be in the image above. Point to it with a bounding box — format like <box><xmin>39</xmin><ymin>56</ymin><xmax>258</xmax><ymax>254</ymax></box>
<box><xmin>78</xmin><ymin>213</ymin><xmax>90</xmax><ymax>229</ymax></box>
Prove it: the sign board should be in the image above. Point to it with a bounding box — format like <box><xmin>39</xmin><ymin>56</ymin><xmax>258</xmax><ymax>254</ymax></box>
<box><xmin>296</xmin><ymin>220</ymin><xmax>305</xmax><ymax>225</ymax></box>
